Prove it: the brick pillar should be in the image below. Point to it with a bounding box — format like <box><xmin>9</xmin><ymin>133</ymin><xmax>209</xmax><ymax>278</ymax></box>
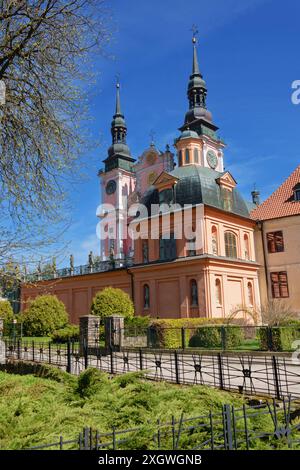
<box><xmin>104</xmin><ymin>316</ymin><xmax>124</xmax><ymax>351</ymax></box>
<box><xmin>0</xmin><ymin>318</ymin><xmax>5</xmax><ymax>364</ymax></box>
<box><xmin>79</xmin><ymin>315</ymin><xmax>100</xmax><ymax>355</ymax></box>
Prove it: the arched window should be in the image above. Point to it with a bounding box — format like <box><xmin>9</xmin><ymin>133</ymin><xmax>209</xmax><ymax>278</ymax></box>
<box><xmin>212</xmin><ymin>226</ymin><xmax>218</xmax><ymax>255</ymax></box>
<box><xmin>244</xmin><ymin>234</ymin><xmax>250</xmax><ymax>260</ymax></box>
<box><xmin>190</xmin><ymin>280</ymin><xmax>198</xmax><ymax>306</ymax></box>
<box><xmin>247</xmin><ymin>282</ymin><xmax>254</xmax><ymax>306</ymax></box>
<box><xmin>224</xmin><ymin>232</ymin><xmax>237</xmax><ymax>258</ymax></box>
<box><xmin>185</xmin><ymin>148</ymin><xmax>190</xmax><ymax>164</ymax></box>
<box><xmin>194</xmin><ymin>148</ymin><xmax>199</xmax><ymax>163</ymax></box>
<box><xmin>178</xmin><ymin>150</ymin><xmax>182</xmax><ymax>166</ymax></box>
<box><xmin>215</xmin><ymin>279</ymin><xmax>222</xmax><ymax>305</ymax></box>
<box><xmin>143</xmin><ymin>284</ymin><xmax>150</xmax><ymax>309</ymax></box>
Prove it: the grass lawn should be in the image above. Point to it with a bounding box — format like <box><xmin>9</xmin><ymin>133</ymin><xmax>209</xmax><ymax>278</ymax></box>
<box><xmin>0</xmin><ymin>368</ymin><xmax>297</xmax><ymax>450</ymax></box>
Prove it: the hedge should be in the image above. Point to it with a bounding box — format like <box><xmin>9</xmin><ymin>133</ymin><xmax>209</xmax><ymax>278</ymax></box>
<box><xmin>189</xmin><ymin>326</ymin><xmax>244</xmax><ymax>349</ymax></box>
<box><xmin>124</xmin><ymin>316</ymin><xmax>151</xmax><ymax>336</ymax></box>
<box><xmin>259</xmin><ymin>326</ymin><xmax>300</xmax><ymax>351</ymax></box>
<box><xmin>148</xmin><ymin>318</ymin><xmax>226</xmax><ymax>349</ymax></box>
<box><xmin>51</xmin><ymin>325</ymin><xmax>80</xmax><ymax>343</ymax></box>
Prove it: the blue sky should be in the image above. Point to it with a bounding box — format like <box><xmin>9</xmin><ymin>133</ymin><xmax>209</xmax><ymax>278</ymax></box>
<box><xmin>62</xmin><ymin>0</ymin><xmax>300</xmax><ymax>267</ymax></box>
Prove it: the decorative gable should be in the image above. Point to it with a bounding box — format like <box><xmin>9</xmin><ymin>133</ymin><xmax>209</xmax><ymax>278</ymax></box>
<box><xmin>216</xmin><ymin>171</ymin><xmax>237</xmax><ymax>191</ymax></box>
<box><xmin>153</xmin><ymin>171</ymin><xmax>179</xmax><ymax>191</ymax></box>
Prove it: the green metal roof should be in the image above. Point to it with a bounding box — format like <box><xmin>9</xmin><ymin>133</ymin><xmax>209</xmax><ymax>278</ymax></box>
<box><xmin>142</xmin><ymin>165</ymin><xmax>252</xmax><ymax>218</ymax></box>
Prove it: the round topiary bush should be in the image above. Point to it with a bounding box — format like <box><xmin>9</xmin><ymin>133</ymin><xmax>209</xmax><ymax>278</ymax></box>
<box><xmin>91</xmin><ymin>287</ymin><xmax>134</xmax><ymax>323</ymax></box>
<box><xmin>0</xmin><ymin>300</ymin><xmax>15</xmax><ymax>335</ymax></box>
<box><xmin>21</xmin><ymin>295</ymin><xmax>68</xmax><ymax>336</ymax></box>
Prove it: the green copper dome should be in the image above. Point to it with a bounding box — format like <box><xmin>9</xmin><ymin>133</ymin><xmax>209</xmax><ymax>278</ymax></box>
<box><xmin>142</xmin><ymin>165</ymin><xmax>251</xmax><ymax>218</ymax></box>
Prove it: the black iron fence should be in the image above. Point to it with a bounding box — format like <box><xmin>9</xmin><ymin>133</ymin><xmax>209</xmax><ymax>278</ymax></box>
<box><xmin>121</xmin><ymin>325</ymin><xmax>300</xmax><ymax>353</ymax></box>
<box><xmin>27</xmin><ymin>396</ymin><xmax>300</xmax><ymax>450</ymax></box>
<box><xmin>4</xmin><ymin>339</ymin><xmax>300</xmax><ymax>400</ymax></box>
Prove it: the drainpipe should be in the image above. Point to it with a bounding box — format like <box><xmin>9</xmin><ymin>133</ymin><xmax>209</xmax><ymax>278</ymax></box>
<box><xmin>127</xmin><ymin>268</ymin><xmax>135</xmax><ymax>303</ymax></box>
<box><xmin>256</xmin><ymin>220</ymin><xmax>269</xmax><ymax>297</ymax></box>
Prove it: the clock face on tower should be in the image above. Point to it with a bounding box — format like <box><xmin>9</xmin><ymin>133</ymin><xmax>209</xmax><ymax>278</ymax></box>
<box><xmin>106</xmin><ymin>179</ymin><xmax>116</xmax><ymax>195</ymax></box>
<box><xmin>206</xmin><ymin>150</ymin><xmax>218</xmax><ymax>169</ymax></box>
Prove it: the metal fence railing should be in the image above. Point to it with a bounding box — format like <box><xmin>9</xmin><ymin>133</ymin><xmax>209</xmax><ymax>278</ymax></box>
<box><xmin>120</xmin><ymin>325</ymin><xmax>300</xmax><ymax>353</ymax></box>
<box><xmin>4</xmin><ymin>339</ymin><xmax>300</xmax><ymax>399</ymax></box>
<box><xmin>27</xmin><ymin>396</ymin><xmax>300</xmax><ymax>450</ymax></box>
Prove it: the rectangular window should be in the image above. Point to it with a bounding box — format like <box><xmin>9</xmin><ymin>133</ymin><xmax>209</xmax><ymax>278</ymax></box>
<box><xmin>142</xmin><ymin>240</ymin><xmax>149</xmax><ymax>263</ymax></box>
<box><xmin>270</xmin><ymin>271</ymin><xmax>289</xmax><ymax>298</ymax></box>
<box><xmin>267</xmin><ymin>231</ymin><xmax>284</xmax><ymax>253</ymax></box>
<box><xmin>295</xmin><ymin>189</ymin><xmax>300</xmax><ymax>201</ymax></box>
<box><xmin>159</xmin><ymin>234</ymin><xmax>177</xmax><ymax>261</ymax></box>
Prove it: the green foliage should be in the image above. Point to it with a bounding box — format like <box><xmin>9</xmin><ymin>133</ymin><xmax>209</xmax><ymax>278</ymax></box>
<box><xmin>0</xmin><ymin>370</ymin><xmax>296</xmax><ymax>450</ymax></box>
<box><xmin>90</xmin><ymin>287</ymin><xmax>134</xmax><ymax>322</ymax></box>
<box><xmin>21</xmin><ymin>295</ymin><xmax>68</xmax><ymax>337</ymax></box>
<box><xmin>51</xmin><ymin>325</ymin><xmax>79</xmax><ymax>343</ymax></box>
<box><xmin>76</xmin><ymin>368</ymin><xmax>110</xmax><ymax>398</ymax></box>
<box><xmin>149</xmin><ymin>318</ymin><xmax>225</xmax><ymax>349</ymax></box>
<box><xmin>189</xmin><ymin>326</ymin><xmax>244</xmax><ymax>349</ymax></box>
<box><xmin>259</xmin><ymin>326</ymin><xmax>300</xmax><ymax>351</ymax></box>
<box><xmin>0</xmin><ymin>300</ymin><xmax>16</xmax><ymax>335</ymax></box>
<box><xmin>124</xmin><ymin>316</ymin><xmax>150</xmax><ymax>336</ymax></box>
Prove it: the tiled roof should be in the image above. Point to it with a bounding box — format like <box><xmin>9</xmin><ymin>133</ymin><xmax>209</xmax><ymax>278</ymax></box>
<box><xmin>250</xmin><ymin>165</ymin><xmax>300</xmax><ymax>221</ymax></box>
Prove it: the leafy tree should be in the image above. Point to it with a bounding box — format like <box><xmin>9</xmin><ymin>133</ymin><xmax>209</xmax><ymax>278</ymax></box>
<box><xmin>0</xmin><ymin>299</ymin><xmax>14</xmax><ymax>323</ymax></box>
<box><xmin>21</xmin><ymin>294</ymin><xmax>68</xmax><ymax>336</ymax></box>
<box><xmin>0</xmin><ymin>0</ymin><xmax>111</xmax><ymax>263</ymax></box>
<box><xmin>91</xmin><ymin>287</ymin><xmax>134</xmax><ymax>322</ymax></box>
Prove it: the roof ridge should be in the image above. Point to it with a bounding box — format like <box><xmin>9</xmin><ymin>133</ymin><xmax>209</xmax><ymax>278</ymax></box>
<box><xmin>251</xmin><ymin>164</ymin><xmax>300</xmax><ymax>221</ymax></box>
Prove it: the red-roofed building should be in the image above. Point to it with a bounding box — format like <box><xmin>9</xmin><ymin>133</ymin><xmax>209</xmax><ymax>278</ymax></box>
<box><xmin>251</xmin><ymin>165</ymin><xmax>300</xmax><ymax>312</ymax></box>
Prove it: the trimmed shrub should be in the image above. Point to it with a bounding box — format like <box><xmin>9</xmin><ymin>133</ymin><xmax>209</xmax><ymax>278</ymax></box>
<box><xmin>259</xmin><ymin>326</ymin><xmax>300</xmax><ymax>351</ymax></box>
<box><xmin>189</xmin><ymin>326</ymin><xmax>244</xmax><ymax>349</ymax></box>
<box><xmin>124</xmin><ymin>316</ymin><xmax>150</xmax><ymax>336</ymax></box>
<box><xmin>51</xmin><ymin>325</ymin><xmax>79</xmax><ymax>343</ymax></box>
<box><xmin>21</xmin><ymin>295</ymin><xmax>68</xmax><ymax>336</ymax></box>
<box><xmin>91</xmin><ymin>287</ymin><xmax>134</xmax><ymax>322</ymax></box>
<box><xmin>0</xmin><ymin>300</ymin><xmax>15</xmax><ymax>335</ymax></box>
<box><xmin>149</xmin><ymin>318</ymin><xmax>225</xmax><ymax>349</ymax></box>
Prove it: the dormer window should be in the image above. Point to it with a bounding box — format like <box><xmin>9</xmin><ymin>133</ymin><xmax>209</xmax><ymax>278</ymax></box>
<box><xmin>294</xmin><ymin>190</ymin><xmax>300</xmax><ymax>201</ymax></box>
<box><xmin>293</xmin><ymin>183</ymin><xmax>300</xmax><ymax>201</ymax></box>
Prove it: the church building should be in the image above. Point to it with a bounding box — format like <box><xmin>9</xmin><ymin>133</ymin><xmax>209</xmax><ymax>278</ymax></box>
<box><xmin>21</xmin><ymin>37</ymin><xmax>261</xmax><ymax>323</ymax></box>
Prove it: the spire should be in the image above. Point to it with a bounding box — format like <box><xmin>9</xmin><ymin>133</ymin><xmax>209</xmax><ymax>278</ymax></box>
<box><xmin>180</xmin><ymin>29</ymin><xmax>217</xmax><ymax>136</ymax></box>
<box><xmin>115</xmin><ymin>81</ymin><xmax>121</xmax><ymax>115</ymax></box>
<box><xmin>111</xmin><ymin>81</ymin><xmax>127</xmax><ymax>146</ymax></box>
<box><xmin>192</xmin><ymin>36</ymin><xmax>200</xmax><ymax>76</ymax></box>
<box><xmin>104</xmin><ymin>80</ymin><xmax>135</xmax><ymax>173</ymax></box>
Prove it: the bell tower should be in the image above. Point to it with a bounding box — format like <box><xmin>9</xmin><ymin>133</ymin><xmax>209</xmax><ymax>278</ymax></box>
<box><xmin>175</xmin><ymin>33</ymin><xmax>225</xmax><ymax>172</ymax></box>
<box><xmin>98</xmin><ymin>82</ymin><xmax>136</xmax><ymax>261</ymax></box>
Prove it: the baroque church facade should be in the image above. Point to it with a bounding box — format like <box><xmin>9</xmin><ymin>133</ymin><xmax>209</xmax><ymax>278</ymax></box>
<box><xmin>21</xmin><ymin>38</ymin><xmax>261</xmax><ymax>323</ymax></box>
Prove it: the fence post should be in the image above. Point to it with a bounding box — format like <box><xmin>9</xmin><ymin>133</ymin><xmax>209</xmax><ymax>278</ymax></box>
<box><xmin>272</xmin><ymin>355</ymin><xmax>281</xmax><ymax>400</ymax></box>
<box><xmin>17</xmin><ymin>339</ymin><xmax>21</xmax><ymax>360</ymax></box>
<box><xmin>223</xmin><ymin>404</ymin><xmax>234</xmax><ymax>450</ymax></box>
<box><xmin>66</xmin><ymin>341</ymin><xmax>71</xmax><ymax>373</ymax></box>
<box><xmin>174</xmin><ymin>350</ymin><xmax>180</xmax><ymax>384</ymax></box>
<box><xmin>221</xmin><ymin>326</ymin><xmax>226</xmax><ymax>351</ymax></box>
<box><xmin>110</xmin><ymin>348</ymin><xmax>114</xmax><ymax>375</ymax></box>
<box><xmin>49</xmin><ymin>342</ymin><xmax>51</xmax><ymax>364</ymax></box>
<box><xmin>267</xmin><ymin>327</ymin><xmax>273</xmax><ymax>351</ymax></box>
<box><xmin>32</xmin><ymin>340</ymin><xmax>35</xmax><ymax>362</ymax></box>
<box><xmin>0</xmin><ymin>319</ymin><xmax>5</xmax><ymax>364</ymax></box>
<box><xmin>181</xmin><ymin>328</ymin><xmax>186</xmax><ymax>350</ymax></box>
<box><xmin>139</xmin><ymin>348</ymin><xmax>143</xmax><ymax>370</ymax></box>
<box><xmin>218</xmin><ymin>353</ymin><xmax>224</xmax><ymax>390</ymax></box>
<box><xmin>84</xmin><ymin>338</ymin><xmax>88</xmax><ymax>369</ymax></box>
